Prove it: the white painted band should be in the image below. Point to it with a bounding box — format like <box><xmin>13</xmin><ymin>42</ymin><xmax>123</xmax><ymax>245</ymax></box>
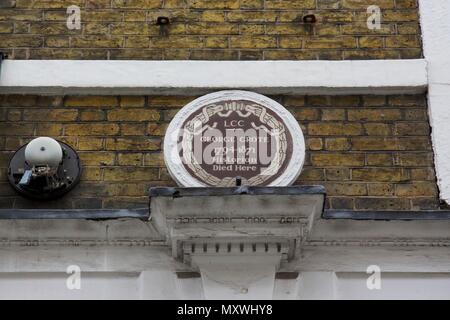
<box><xmin>0</xmin><ymin>59</ymin><xmax>427</xmax><ymax>95</ymax></box>
<box><xmin>163</xmin><ymin>90</ymin><xmax>305</xmax><ymax>187</ymax></box>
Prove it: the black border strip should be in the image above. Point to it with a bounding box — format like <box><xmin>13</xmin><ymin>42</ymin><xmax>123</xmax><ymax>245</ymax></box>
<box><xmin>323</xmin><ymin>210</ymin><xmax>450</xmax><ymax>220</ymax></box>
<box><xmin>0</xmin><ymin>208</ymin><xmax>149</xmax><ymax>220</ymax></box>
<box><xmin>149</xmin><ymin>185</ymin><xmax>326</xmax><ymax>197</ymax></box>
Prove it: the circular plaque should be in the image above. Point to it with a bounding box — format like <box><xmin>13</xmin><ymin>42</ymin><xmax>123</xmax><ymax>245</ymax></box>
<box><xmin>164</xmin><ymin>91</ymin><xmax>305</xmax><ymax>187</ymax></box>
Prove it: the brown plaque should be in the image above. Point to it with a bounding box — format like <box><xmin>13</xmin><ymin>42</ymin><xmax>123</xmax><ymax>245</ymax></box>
<box><xmin>164</xmin><ymin>91</ymin><xmax>305</xmax><ymax>187</ymax></box>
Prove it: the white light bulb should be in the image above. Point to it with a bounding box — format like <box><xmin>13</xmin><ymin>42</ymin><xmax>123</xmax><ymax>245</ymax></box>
<box><xmin>24</xmin><ymin>137</ymin><xmax>63</xmax><ymax>167</ymax></box>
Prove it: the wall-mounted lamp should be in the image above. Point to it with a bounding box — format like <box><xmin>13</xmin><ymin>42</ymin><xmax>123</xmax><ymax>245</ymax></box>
<box><xmin>156</xmin><ymin>16</ymin><xmax>170</xmax><ymax>36</ymax></box>
<box><xmin>7</xmin><ymin>137</ymin><xmax>81</xmax><ymax>200</ymax></box>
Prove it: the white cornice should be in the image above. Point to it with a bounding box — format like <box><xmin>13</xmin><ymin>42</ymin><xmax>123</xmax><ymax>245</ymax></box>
<box><xmin>0</xmin><ymin>59</ymin><xmax>427</xmax><ymax>95</ymax></box>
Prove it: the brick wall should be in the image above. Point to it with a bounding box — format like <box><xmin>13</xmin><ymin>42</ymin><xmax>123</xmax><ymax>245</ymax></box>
<box><xmin>0</xmin><ymin>0</ymin><xmax>422</xmax><ymax>60</ymax></box>
<box><xmin>0</xmin><ymin>94</ymin><xmax>439</xmax><ymax>210</ymax></box>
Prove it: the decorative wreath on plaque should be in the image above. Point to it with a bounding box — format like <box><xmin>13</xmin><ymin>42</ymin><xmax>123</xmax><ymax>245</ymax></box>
<box><xmin>181</xmin><ymin>101</ymin><xmax>288</xmax><ymax>187</ymax></box>
<box><xmin>164</xmin><ymin>90</ymin><xmax>305</xmax><ymax>187</ymax></box>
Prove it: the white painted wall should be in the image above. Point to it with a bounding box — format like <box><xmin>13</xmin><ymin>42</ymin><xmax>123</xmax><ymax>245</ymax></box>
<box><xmin>419</xmin><ymin>0</ymin><xmax>450</xmax><ymax>204</ymax></box>
<box><xmin>0</xmin><ymin>218</ymin><xmax>449</xmax><ymax>300</ymax></box>
<box><xmin>2</xmin><ymin>268</ymin><xmax>450</xmax><ymax>300</ymax></box>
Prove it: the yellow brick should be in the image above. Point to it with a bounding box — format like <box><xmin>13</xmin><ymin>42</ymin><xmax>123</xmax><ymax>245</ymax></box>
<box><xmin>79</xmin><ymin>152</ymin><xmax>115</xmax><ymax>165</ymax></box>
<box><xmin>148</xmin><ymin>96</ymin><xmax>194</xmax><ymax>106</ymax></box>
<box><xmin>305</xmin><ymin>37</ymin><xmax>357</xmax><ymax>49</ymax></box>
<box><xmin>120</xmin><ymin>123</ymin><xmax>146</xmax><ymax>135</ymax></box>
<box><xmin>35</xmin><ymin>123</ymin><xmax>63</xmax><ymax>136</ymax></box>
<box><xmin>205</xmin><ymin>36</ymin><xmax>228</xmax><ymax>48</ymax></box>
<box><xmin>147</xmin><ymin>123</ymin><xmax>168</xmax><ymax>136</ymax></box>
<box><xmin>187</xmin><ymin>23</ymin><xmax>239</xmax><ymax>35</ymax></box>
<box><xmin>78</xmin><ymin>137</ymin><xmax>104</xmax><ymax>150</ymax></box>
<box><xmin>80</xmin><ymin>110</ymin><xmax>105</xmax><ymax>121</ymax></box>
<box><xmin>107</xmin><ymin>109</ymin><xmax>160</xmax><ymax>121</ymax></box>
<box><xmin>0</xmin><ymin>22</ymin><xmax>13</xmax><ymax>33</ymax></box>
<box><xmin>144</xmin><ymin>152</ymin><xmax>165</xmax><ymax>166</ymax></box>
<box><xmin>23</xmin><ymin>109</ymin><xmax>78</xmax><ymax>121</ymax></box>
<box><xmin>227</xmin><ymin>11</ymin><xmax>278</xmax><ymax>22</ymax></box>
<box><xmin>189</xmin><ymin>0</ymin><xmax>239</xmax><ymax>9</ymax></box>
<box><xmin>0</xmin><ymin>35</ymin><xmax>42</xmax><ymax>47</ymax></box>
<box><xmin>359</xmin><ymin>37</ymin><xmax>384</xmax><ymax>48</ymax></box>
<box><xmin>65</xmin><ymin>96</ymin><xmax>118</xmax><ymax>107</ymax></box>
<box><xmin>65</xmin><ymin>124</ymin><xmax>120</xmax><ymax>136</ymax></box>
<box><xmin>352</xmin><ymin>168</ymin><xmax>408</xmax><ymax>182</ymax></box>
<box><xmin>311</xmin><ymin>154</ymin><xmax>365</xmax><ymax>166</ymax></box>
<box><xmin>112</xmin><ymin>0</ymin><xmax>161</xmax><ymax>9</ymax></box>
<box><xmin>103</xmin><ymin>167</ymin><xmax>159</xmax><ymax>181</ymax></box>
<box><xmin>105</xmin><ymin>137</ymin><xmax>161</xmax><ymax>150</ymax></box>
<box><xmin>342</xmin><ymin>0</ymin><xmax>394</xmax><ymax>9</ymax></box>
<box><xmin>230</xmin><ymin>36</ymin><xmax>277</xmax><ymax>49</ymax></box>
<box><xmin>117</xmin><ymin>153</ymin><xmax>143</xmax><ymax>165</ymax></box>
<box><xmin>71</xmin><ymin>36</ymin><xmax>123</xmax><ymax>48</ymax></box>
<box><xmin>200</xmin><ymin>11</ymin><xmax>226</xmax><ymax>22</ymax></box>
<box><xmin>16</xmin><ymin>0</ymin><xmax>85</xmax><ymax>8</ymax></box>
<box><xmin>265</xmin><ymin>0</ymin><xmax>315</xmax><ymax>9</ymax></box>
<box><xmin>308</xmin><ymin>123</ymin><xmax>362</xmax><ymax>136</ymax></box>
<box><xmin>120</xmin><ymin>96</ymin><xmax>145</xmax><ymax>107</ymax></box>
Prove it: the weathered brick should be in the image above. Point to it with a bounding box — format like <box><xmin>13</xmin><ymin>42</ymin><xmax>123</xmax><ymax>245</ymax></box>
<box><xmin>105</xmin><ymin>137</ymin><xmax>161</xmax><ymax>150</ymax></box>
<box><xmin>352</xmin><ymin>168</ymin><xmax>409</xmax><ymax>182</ymax></box>
<box><xmin>363</xmin><ymin>123</ymin><xmax>392</xmax><ymax>136</ymax></box>
<box><xmin>396</xmin><ymin>153</ymin><xmax>433</xmax><ymax>166</ymax></box>
<box><xmin>79</xmin><ymin>152</ymin><xmax>115</xmax><ymax>166</ymax></box>
<box><xmin>80</xmin><ymin>110</ymin><xmax>105</xmax><ymax>121</ymax></box>
<box><xmin>112</xmin><ymin>0</ymin><xmax>161</xmax><ymax>9</ymax></box>
<box><xmin>366</xmin><ymin>153</ymin><xmax>393</xmax><ymax>166</ymax></box>
<box><xmin>308</xmin><ymin>123</ymin><xmax>363</xmax><ymax>136</ymax></box>
<box><xmin>325</xmin><ymin>138</ymin><xmax>351</xmax><ymax>151</ymax></box>
<box><xmin>117</xmin><ymin>153</ymin><xmax>143</xmax><ymax>166</ymax></box>
<box><xmin>355</xmin><ymin>197</ymin><xmax>410</xmax><ymax>210</ymax></box>
<box><xmin>311</xmin><ymin>153</ymin><xmax>365</xmax><ymax>166</ymax></box>
<box><xmin>348</xmin><ymin>109</ymin><xmax>402</xmax><ymax>121</ymax></box>
<box><xmin>189</xmin><ymin>0</ymin><xmax>239</xmax><ymax>9</ymax></box>
<box><xmin>230</xmin><ymin>36</ymin><xmax>277</xmax><ymax>49</ymax></box>
<box><xmin>144</xmin><ymin>152</ymin><xmax>165</xmax><ymax>167</ymax></box>
<box><xmin>23</xmin><ymin>109</ymin><xmax>78</xmax><ymax>122</ymax></box>
<box><xmin>395</xmin><ymin>182</ymin><xmax>438</xmax><ymax>197</ymax></box>
<box><xmin>120</xmin><ymin>123</ymin><xmax>146</xmax><ymax>136</ymax></box>
<box><xmin>120</xmin><ymin>96</ymin><xmax>145</xmax><ymax>108</ymax></box>
<box><xmin>107</xmin><ymin>109</ymin><xmax>160</xmax><ymax>121</ymax></box>
<box><xmin>147</xmin><ymin>123</ymin><xmax>168</xmax><ymax>136</ymax></box>
<box><xmin>265</xmin><ymin>0</ymin><xmax>315</xmax><ymax>9</ymax></box>
<box><xmin>326</xmin><ymin>168</ymin><xmax>350</xmax><ymax>181</ymax></box>
<box><xmin>324</xmin><ymin>182</ymin><xmax>367</xmax><ymax>196</ymax></box>
<box><xmin>321</xmin><ymin>109</ymin><xmax>346</xmax><ymax>121</ymax></box>
<box><xmin>78</xmin><ymin>137</ymin><xmax>104</xmax><ymax>151</ymax></box>
<box><xmin>65</xmin><ymin>96</ymin><xmax>118</xmax><ymax>108</ymax></box>
<box><xmin>64</xmin><ymin>124</ymin><xmax>120</xmax><ymax>136</ymax></box>
<box><xmin>103</xmin><ymin>167</ymin><xmax>159</xmax><ymax>181</ymax></box>
<box><xmin>35</xmin><ymin>123</ymin><xmax>63</xmax><ymax>135</ymax></box>
<box><xmin>307</xmin><ymin>138</ymin><xmax>323</xmax><ymax>151</ymax></box>
<box><xmin>0</xmin><ymin>123</ymin><xmax>34</xmax><ymax>135</ymax></box>
<box><xmin>394</xmin><ymin>122</ymin><xmax>430</xmax><ymax>136</ymax></box>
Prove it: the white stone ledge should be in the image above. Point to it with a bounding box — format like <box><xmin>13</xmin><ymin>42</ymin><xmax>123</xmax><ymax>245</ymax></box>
<box><xmin>0</xmin><ymin>59</ymin><xmax>428</xmax><ymax>95</ymax></box>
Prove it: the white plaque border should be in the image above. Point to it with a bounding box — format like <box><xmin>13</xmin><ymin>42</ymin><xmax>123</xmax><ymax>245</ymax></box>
<box><xmin>163</xmin><ymin>90</ymin><xmax>306</xmax><ymax>187</ymax></box>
